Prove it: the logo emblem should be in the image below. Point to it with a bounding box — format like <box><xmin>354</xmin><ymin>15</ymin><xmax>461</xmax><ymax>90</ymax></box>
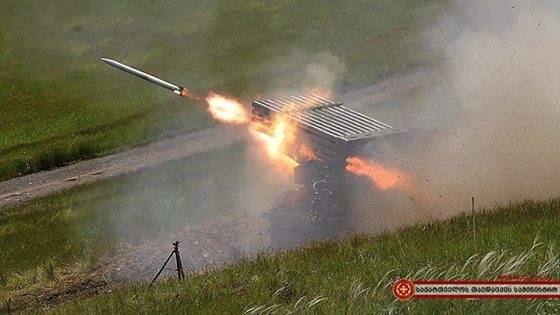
<box><xmin>393</xmin><ymin>279</ymin><xmax>414</xmax><ymax>300</ymax></box>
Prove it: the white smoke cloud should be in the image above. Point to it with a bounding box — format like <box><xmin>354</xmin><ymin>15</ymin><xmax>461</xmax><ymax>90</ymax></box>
<box><xmin>304</xmin><ymin>52</ymin><xmax>347</xmax><ymax>90</ymax></box>
<box><xmin>352</xmin><ymin>0</ymin><xmax>560</xmax><ymax>231</ymax></box>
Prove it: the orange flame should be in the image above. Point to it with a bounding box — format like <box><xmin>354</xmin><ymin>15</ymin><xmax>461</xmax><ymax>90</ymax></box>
<box><xmin>346</xmin><ymin>156</ymin><xmax>410</xmax><ymax>191</ymax></box>
<box><xmin>299</xmin><ymin>144</ymin><xmax>318</xmax><ymax>160</ymax></box>
<box><xmin>249</xmin><ymin>87</ymin><xmax>332</xmax><ymax>173</ymax></box>
<box><xmin>250</xmin><ymin>115</ymin><xmax>299</xmax><ymax>172</ymax></box>
<box><xmin>204</xmin><ymin>92</ymin><xmax>249</xmax><ymax>124</ymax></box>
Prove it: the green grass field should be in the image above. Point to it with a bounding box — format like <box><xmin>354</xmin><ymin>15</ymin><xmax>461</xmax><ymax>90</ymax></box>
<box><xmin>11</xmin><ymin>198</ymin><xmax>560</xmax><ymax>314</ymax></box>
<box><xmin>0</xmin><ymin>141</ymin><xmax>256</xmax><ymax>278</ymax></box>
<box><xmin>0</xmin><ymin>0</ymin><xmax>447</xmax><ymax>181</ymax></box>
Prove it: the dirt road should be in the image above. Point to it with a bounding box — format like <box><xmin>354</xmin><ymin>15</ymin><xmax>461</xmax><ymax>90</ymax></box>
<box><xmin>0</xmin><ymin>126</ymin><xmax>247</xmax><ymax>207</ymax></box>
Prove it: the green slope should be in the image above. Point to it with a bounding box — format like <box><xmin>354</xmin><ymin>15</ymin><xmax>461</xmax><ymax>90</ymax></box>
<box><xmin>20</xmin><ymin>198</ymin><xmax>560</xmax><ymax>314</ymax></box>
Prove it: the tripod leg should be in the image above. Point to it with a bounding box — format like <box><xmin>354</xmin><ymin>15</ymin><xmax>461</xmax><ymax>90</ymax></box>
<box><xmin>149</xmin><ymin>250</ymin><xmax>175</xmax><ymax>287</ymax></box>
<box><xmin>175</xmin><ymin>249</ymin><xmax>186</xmax><ymax>280</ymax></box>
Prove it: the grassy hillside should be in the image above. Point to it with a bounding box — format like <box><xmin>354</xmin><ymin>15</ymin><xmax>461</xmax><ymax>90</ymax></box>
<box><xmin>13</xmin><ymin>198</ymin><xmax>560</xmax><ymax>314</ymax></box>
<box><xmin>0</xmin><ymin>0</ymin><xmax>448</xmax><ymax>180</ymax></box>
<box><xmin>0</xmin><ymin>141</ymin><xmax>255</xmax><ymax>279</ymax></box>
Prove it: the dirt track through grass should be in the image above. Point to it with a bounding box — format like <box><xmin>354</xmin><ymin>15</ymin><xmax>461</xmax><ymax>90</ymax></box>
<box><xmin>0</xmin><ymin>126</ymin><xmax>244</xmax><ymax>207</ymax></box>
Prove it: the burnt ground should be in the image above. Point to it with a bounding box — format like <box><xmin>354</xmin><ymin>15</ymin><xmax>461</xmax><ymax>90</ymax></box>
<box><xmin>0</xmin><ymin>66</ymin><xmax>444</xmax><ymax>312</ymax></box>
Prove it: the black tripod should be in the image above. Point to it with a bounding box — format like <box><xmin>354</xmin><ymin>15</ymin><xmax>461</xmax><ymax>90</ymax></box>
<box><xmin>150</xmin><ymin>241</ymin><xmax>186</xmax><ymax>287</ymax></box>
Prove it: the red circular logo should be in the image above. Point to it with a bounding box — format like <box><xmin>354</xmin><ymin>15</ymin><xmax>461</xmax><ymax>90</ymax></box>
<box><xmin>393</xmin><ymin>279</ymin><xmax>414</xmax><ymax>300</ymax></box>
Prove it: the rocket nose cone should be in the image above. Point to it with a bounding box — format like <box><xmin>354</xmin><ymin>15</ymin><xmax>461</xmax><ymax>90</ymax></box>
<box><xmin>101</xmin><ymin>58</ymin><xmax>117</xmax><ymax>66</ymax></box>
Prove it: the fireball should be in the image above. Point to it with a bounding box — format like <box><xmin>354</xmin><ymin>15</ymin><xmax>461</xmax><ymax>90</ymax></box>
<box><xmin>250</xmin><ymin>115</ymin><xmax>299</xmax><ymax>172</ymax></box>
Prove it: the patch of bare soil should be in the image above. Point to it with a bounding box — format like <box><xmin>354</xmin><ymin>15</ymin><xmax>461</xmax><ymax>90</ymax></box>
<box><xmin>2</xmin><ymin>277</ymin><xmax>109</xmax><ymax>314</ymax></box>
<box><xmin>107</xmin><ymin>216</ymin><xmax>269</xmax><ymax>283</ymax></box>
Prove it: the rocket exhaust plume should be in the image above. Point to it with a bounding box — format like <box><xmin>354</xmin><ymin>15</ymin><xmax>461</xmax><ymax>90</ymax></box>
<box><xmin>205</xmin><ymin>92</ymin><xmax>250</xmax><ymax>124</ymax></box>
<box><xmin>101</xmin><ymin>58</ymin><xmax>250</xmax><ymax>125</ymax></box>
<box><xmin>346</xmin><ymin>156</ymin><xmax>410</xmax><ymax>191</ymax></box>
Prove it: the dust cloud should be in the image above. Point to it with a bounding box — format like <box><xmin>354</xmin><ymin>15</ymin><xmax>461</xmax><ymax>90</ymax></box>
<box><xmin>351</xmin><ymin>0</ymin><xmax>560</xmax><ymax>232</ymax></box>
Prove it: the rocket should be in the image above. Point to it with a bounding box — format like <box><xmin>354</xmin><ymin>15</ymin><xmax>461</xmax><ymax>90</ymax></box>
<box><xmin>101</xmin><ymin>58</ymin><xmax>188</xmax><ymax>97</ymax></box>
